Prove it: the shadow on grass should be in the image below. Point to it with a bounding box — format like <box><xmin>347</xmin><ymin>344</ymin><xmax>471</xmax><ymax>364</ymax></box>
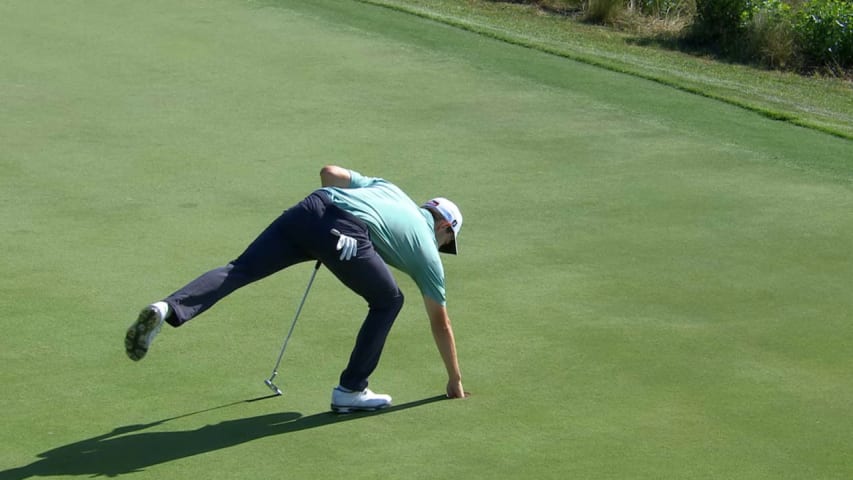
<box><xmin>0</xmin><ymin>394</ymin><xmax>447</xmax><ymax>479</ymax></box>
<box><xmin>626</xmin><ymin>34</ymin><xmax>742</xmax><ymax>63</ymax></box>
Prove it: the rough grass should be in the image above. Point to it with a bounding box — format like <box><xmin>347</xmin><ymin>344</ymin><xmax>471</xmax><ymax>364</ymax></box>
<box><xmin>360</xmin><ymin>0</ymin><xmax>853</xmax><ymax>139</ymax></box>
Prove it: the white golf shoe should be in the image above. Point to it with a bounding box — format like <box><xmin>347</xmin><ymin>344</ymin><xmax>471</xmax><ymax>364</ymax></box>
<box><xmin>125</xmin><ymin>302</ymin><xmax>168</xmax><ymax>361</ymax></box>
<box><xmin>331</xmin><ymin>386</ymin><xmax>392</xmax><ymax>413</ymax></box>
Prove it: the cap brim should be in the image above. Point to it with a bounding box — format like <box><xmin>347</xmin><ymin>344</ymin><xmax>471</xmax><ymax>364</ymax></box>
<box><xmin>439</xmin><ymin>236</ymin><xmax>458</xmax><ymax>255</ymax></box>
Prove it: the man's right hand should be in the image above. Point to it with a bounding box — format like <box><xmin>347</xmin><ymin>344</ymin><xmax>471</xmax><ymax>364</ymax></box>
<box><xmin>446</xmin><ymin>379</ymin><xmax>467</xmax><ymax>399</ymax></box>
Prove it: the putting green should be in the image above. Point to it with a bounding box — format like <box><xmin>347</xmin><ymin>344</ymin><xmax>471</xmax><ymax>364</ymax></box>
<box><xmin>1</xmin><ymin>0</ymin><xmax>850</xmax><ymax>479</ymax></box>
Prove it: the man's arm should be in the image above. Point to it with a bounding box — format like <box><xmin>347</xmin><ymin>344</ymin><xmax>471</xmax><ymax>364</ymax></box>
<box><xmin>320</xmin><ymin>165</ymin><xmax>351</xmax><ymax>188</ymax></box>
<box><xmin>424</xmin><ymin>295</ymin><xmax>466</xmax><ymax>398</ymax></box>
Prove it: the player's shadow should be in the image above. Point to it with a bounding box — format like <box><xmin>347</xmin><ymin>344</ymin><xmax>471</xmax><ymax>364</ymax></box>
<box><xmin>0</xmin><ymin>395</ymin><xmax>447</xmax><ymax>479</ymax></box>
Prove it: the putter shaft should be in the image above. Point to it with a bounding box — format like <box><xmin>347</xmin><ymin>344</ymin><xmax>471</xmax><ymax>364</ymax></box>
<box><xmin>262</xmin><ymin>260</ymin><xmax>321</xmax><ymax>395</ymax></box>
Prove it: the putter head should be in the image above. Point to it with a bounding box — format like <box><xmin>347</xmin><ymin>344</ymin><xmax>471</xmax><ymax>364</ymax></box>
<box><xmin>264</xmin><ymin>379</ymin><xmax>283</xmax><ymax>396</ymax></box>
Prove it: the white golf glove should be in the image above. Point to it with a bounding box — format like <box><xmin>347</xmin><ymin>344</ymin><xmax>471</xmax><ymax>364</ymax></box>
<box><xmin>335</xmin><ymin>232</ymin><xmax>358</xmax><ymax>261</ymax></box>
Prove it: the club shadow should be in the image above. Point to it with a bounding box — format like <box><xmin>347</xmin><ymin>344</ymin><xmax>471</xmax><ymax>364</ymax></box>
<box><xmin>0</xmin><ymin>395</ymin><xmax>447</xmax><ymax>479</ymax></box>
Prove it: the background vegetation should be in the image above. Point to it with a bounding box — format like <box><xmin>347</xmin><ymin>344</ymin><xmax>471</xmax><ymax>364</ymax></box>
<box><xmin>496</xmin><ymin>0</ymin><xmax>853</xmax><ymax>75</ymax></box>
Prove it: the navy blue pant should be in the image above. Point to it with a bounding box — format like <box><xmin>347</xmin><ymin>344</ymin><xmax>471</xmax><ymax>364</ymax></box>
<box><xmin>163</xmin><ymin>191</ymin><xmax>404</xmax><ymax>391</ymax></box>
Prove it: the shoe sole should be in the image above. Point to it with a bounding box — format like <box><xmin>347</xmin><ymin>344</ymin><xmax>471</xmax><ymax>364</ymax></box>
<box><xmin>125</xmin><ymin>307</ymin><xmax>160</xmax><ymax>361</ymax></box>
<box><xmin>330</xmin><ymin>403</ymin><xmax>391</xmax><ymax>414</ymax></box>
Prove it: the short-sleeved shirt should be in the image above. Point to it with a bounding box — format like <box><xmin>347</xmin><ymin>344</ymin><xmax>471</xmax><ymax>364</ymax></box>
<box><xmin>321</xmin><ymin>170</ymin><xmax>447</xmax><ymax>305</ymax></box>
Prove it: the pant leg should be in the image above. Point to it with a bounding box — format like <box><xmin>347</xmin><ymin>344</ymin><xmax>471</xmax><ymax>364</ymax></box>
<box><xmin>308</xmin><ymin>215</ymin><xmax>405</xmax><ymax>391</ymax></box>
<box><xmin>163</xmin><ymin>196</ymin><xmax>322</xmax><ymax>326</ymax></box>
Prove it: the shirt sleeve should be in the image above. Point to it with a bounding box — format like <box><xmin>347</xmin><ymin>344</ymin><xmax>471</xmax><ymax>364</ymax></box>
<box><xmin>411</xmin><ymin>246</ymin><xmax>447</xmax><ymax>305</ymax></box>
<box><xmin>347</xmin><ymin>169</ymin><xmax>377</xmax><ymax>189</ymax></box>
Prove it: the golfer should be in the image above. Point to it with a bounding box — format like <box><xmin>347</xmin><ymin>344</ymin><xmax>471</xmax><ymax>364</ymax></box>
<box><xmin>125</xmin><ymin>166</ymin><xmax>466</xmax><ymax>412</ymax></box>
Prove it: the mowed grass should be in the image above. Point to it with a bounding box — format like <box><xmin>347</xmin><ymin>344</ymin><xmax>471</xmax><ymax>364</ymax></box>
<box><xmin>1</xmin><ymin>0</ymin><xmax>852</xmax><ymax>479</ymax></box>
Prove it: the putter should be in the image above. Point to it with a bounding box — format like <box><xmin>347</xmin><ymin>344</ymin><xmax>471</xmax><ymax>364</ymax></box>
<box><xmin>264</xmin><ymin>259</ymin><xmax>322</xmax><ymax>395</ymax></box>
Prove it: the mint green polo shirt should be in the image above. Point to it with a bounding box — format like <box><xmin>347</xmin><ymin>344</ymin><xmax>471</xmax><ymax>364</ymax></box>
<box><xmin>321</xmin><ymin>170</ymin><xmax>447</xmax><ymax>305</ymax></box>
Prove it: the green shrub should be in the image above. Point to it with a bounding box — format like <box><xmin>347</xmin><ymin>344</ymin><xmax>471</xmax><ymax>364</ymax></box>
<box><xmin>744</xmin><ymin>0</ymin><xmax>799</xmax><ymax>68</ymax></box>
<box><xmin>585</xmin><ymin>0</ymin><xmax>624</xmax><ymax>23</ymax></box>
<box><xmin>794</xmin><ymin>0</ymin><xmax>853</xmax><ymax>70</ymax></box>
<box><xmin>692</xmin><ymin>0</ymin><xmax>752</xmax><ymax>46</ymax></box>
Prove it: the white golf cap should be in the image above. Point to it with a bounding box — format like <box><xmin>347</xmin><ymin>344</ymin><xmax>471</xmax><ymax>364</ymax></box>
<box><xmin>422</xmin><ymin>197</ymin><xmax>463</xmax><ymax>255</ymax></box>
